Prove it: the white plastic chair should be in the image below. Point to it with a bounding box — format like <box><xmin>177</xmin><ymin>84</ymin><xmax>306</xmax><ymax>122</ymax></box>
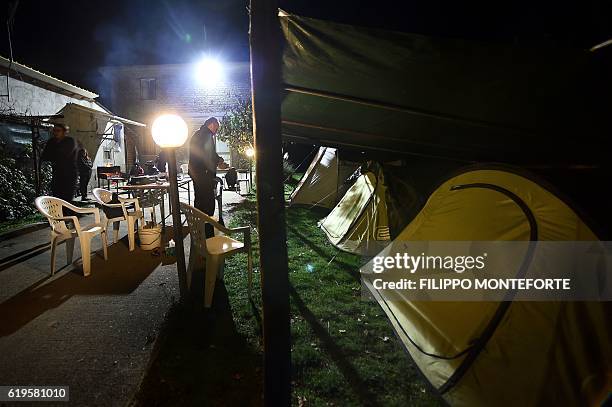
<box><xmin>92</xmin><ymin>188</ymin><xmax>144</xmax><ymax>251</ymax></box>
<box><xmin>35</xmin><ymin>196</ymin><xmax>108</xmax><ymax>276</ymax></box>
<box><xmin>180</xmin><ymin>202</ymin><xmax>252</xmax><ymax>308</ymax></box>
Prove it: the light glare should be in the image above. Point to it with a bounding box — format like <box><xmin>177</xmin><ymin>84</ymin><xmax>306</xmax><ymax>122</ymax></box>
<box><xmin>196</xmin><ymin>58</ymin><xmax>223</xmax><ymax>88</ymax></box>
<box><xmin>152</xmin><ymin>114</ymin><xmax>189</xmax><ymax>148</ymax></box>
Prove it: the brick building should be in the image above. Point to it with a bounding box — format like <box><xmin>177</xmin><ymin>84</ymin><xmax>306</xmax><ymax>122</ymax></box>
<box><xmin>100</xmin><ymin>62</ymin><xmax>251</xmax><ymax>169</ymax></box>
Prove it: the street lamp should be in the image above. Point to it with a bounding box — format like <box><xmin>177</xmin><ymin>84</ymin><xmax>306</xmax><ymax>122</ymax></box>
<box><xmin>195</xmin><ymin>57</ymin><xmax>224</xmax><ymax>88</ymax></box>
<box><xmin>152</xmin><ymin>113</ymin><xmax>189</xmax><ymax>300</ymax></box>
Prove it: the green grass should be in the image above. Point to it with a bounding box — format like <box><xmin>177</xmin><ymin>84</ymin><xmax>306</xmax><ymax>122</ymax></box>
<box><xmin>0</xmin><ymin>213</ymin><xmax>45</xmax><ymax>235</ymax></box>
<box><xmin>136</xmin><ymin>190</ymin><xmax>441</xmax><ymax>406</ymax></box>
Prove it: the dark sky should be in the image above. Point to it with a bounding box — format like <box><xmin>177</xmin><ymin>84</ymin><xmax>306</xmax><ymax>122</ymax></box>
<box><xmin>2</xmin><ymin>0</ymin><xmax>611</xmax><ymax>102</ymax></box>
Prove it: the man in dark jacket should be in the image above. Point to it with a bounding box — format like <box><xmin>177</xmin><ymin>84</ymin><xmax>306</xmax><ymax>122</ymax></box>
<box><xmin>41</xmin><ymin>123</ymin><xmax>78</xmax><ymax>202</ymax></box>
<box><xmin>189</xmin><ymin>117</ymin><xmax>220</xmax><ymax>238</ymax></box>
<box><xmin>77</xmin><ymin>142</ymin><xmax>93</xmax><ymax>200</ymax></box>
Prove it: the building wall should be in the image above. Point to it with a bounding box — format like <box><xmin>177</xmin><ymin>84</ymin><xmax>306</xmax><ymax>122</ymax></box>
<box><xmin>0</xmin><ymin>75</ymin><xmax>129</xmax><ymax>196</ymax></box>
<box><xmin>0</xmin><ymin>76</ymin><xmax>105</xmax><ymax>116</ymax></box>
<box><xmin>100</xmin><ymin>62</ymin><xmax>251</xmax><ymax>167</ymax></box>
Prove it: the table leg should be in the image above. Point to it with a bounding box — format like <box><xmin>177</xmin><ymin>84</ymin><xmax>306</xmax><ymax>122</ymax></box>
<box><xmin>160</xmin><ymin>192</ymin><xmax>166</xmax><ymax>229</ymax></box>
<box><xmin>188</xmin><ymin>181</ymin><xmax>191</xmax><ymax>205</ymax></box>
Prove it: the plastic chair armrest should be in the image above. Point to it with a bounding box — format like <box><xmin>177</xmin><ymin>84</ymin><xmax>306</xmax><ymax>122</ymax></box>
<box><xmin>49</xmin><ymin>215</ymin><xmax>81</xmax><ymax>232</ymax></box>
<box><xmin>119</xmin><ymin>197</ymin><xmax>141</xmax><ymax>212</ymax></box>
<box><xmin>67</xmin><ymin>205</ymin><xmax>101</xmax><ymax>223</ymax></box>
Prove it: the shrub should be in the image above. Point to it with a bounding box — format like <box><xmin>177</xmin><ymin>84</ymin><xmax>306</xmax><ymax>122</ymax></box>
<box><xmin>0</xmin><ymin>141</ymin><xmax>50</xmax><ymax>221</ymax></box>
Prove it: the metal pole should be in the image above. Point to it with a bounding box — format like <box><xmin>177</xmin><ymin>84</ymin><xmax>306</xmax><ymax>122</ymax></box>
<box><xmin>166</xmin><ymin>148</ymin><xmax>189</xmax><ymax>300</ymax></box>
<box><xmin>249</xmin><ymin>157</ymin><xmax>253</xmax><ymax>193</ymax></box>
<box><xmin>31</xmin><ymin>119</ymin><xmax>41</xmax><ymax>196</ymax></box>
<box><xmin>250</xmin><ymin>0</ymin><xmax>291</xmax><ymax>405</ymax></box>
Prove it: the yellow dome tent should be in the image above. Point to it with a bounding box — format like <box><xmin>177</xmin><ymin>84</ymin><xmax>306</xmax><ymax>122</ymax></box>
<box><xmin>319</xmin><ymin>164</ymin><xmax>421</xmax><ymax>256</ymax></box>
<box><xmin>290</xmin><ymin>147</ymin><xmax>359</xmax><ymax>209</ymax></box>
<box><xmin>362</xmin><ymin>168</ymin><xmax>611</xmax><ymax>406</ymax></box>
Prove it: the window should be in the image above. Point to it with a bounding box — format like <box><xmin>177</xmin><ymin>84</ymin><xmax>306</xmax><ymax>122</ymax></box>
<box><xmin>140</xmin><ymin>78</ymin><xmax>157</xmax><ymax>100</ymax></box>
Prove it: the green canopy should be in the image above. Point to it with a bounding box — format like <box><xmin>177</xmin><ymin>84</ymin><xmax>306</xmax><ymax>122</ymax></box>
<box><xmin>280</xmin><ymin>12</ymin><xmax>610</xmax><ymax>166</ymax></box>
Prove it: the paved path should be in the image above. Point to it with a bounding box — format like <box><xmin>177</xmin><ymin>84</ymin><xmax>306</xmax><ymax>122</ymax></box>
<box><xmin>0</xmin><ymin>189</ymin><xmax>245</xmax><ymax>406</ymax></box>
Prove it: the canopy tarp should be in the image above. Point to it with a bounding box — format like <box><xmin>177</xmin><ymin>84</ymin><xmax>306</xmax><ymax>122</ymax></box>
<box><xmin>280</xmin><ymin>12</ymin><xmax>611</xmax><ymax>165</ymax></box>
<box><xmin>57</xmin><ymin>103</ymin><xmax>145</xmax><ymax>164</ymax></box>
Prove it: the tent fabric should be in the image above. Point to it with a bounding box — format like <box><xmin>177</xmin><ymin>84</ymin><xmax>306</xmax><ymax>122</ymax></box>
<box><xmin>290</xmin><ymin>147</ymin><xmax>359</xmax><ymax>208</ymax></box>
<box><xmin>320</xmin><ymin>164</ymin><xmax>421</xmax><ymax>256</ymax></box>
<box><xmin>361</xmin><ymin>168</ymin><xmax>611</xmax><ymax>406</ymax></box>
<box><xmin>58</xmin><ymin>103</ymin><xmax>112</xmax><ymax>164</ymax></box>
<box><xmin>280</xmin><ymin>12</ymin><xmax>611</xmax><ymax>165</ymax></box>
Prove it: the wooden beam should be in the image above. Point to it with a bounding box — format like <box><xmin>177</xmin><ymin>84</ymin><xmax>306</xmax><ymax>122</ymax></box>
<box><xmin>249</xmin><ymin>1</ymin><xmax>292</xmax><ymax>405</ymax></box>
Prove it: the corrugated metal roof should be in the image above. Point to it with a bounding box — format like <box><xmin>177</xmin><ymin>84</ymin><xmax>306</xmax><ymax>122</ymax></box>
<box><xmin>0</xmin><ymin>55</ymin><xmax>98</xmax><ymax>100</ymax></box>
<box><xmin>62</xmin><ymin>103</ymin><xmax>146</xmax><ymax>127</ymax></box>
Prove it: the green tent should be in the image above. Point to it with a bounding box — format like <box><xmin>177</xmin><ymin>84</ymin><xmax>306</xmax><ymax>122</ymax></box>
<box><xmin>280</xmin><ymin>11</ymin><xmax>611</xmax><ymax>166</ymax></box>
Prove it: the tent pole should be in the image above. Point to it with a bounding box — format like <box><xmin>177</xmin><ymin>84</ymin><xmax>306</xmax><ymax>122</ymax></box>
<box><xmin>250</xmin><ymin>1</ymin><xmax>292</xmax><ymax>405</ymax></box>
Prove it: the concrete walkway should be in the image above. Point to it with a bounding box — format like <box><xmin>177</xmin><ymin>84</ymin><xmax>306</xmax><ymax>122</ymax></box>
<box><xmin>0</xmin><ymin>189</ymin><xmax>245</xmax><ymax>406</ymax></box>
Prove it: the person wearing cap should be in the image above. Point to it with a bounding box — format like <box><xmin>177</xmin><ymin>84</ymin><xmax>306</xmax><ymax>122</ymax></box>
<box><xmin>189</xmin><ymin>117</ymin><xmax>220</xmax><ymax>238</ymax></box>
<box><xmin>40</xmin><ymin>123</ymin><xmax>79</xmax><ymax>202</ymax></box>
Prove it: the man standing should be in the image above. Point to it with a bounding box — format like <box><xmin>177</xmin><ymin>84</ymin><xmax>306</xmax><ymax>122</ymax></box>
<box><xmin>189</xmin><ymin>117</ymin><xmax>220</xmax><ymax>238</ymax></box>
<box><xmin>41</xmin><ymin>123</ymin><xmax>78</xmax><ymax>202</ymax></box>
<box><xmin>77</xmin><ymin>142</ymin><xmax>93</xmax><ymax>200</ymax></box>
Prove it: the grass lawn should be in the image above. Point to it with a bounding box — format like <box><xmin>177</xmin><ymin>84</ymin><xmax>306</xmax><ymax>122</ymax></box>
<box><xmin>136</xmin><ymin>190</ymin><xmax>442</xmax><ymax>406</ymax></box>
<box><xmin>0</xmin><ymin>213</ymin><xmax>45</xmax><ymax>235</ymax></box>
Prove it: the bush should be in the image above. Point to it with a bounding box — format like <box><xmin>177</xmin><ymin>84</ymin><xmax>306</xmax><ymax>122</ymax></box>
<box><xmin>0</xmin><ymin>141</ymin><xmax>50</xmax><ymax>222</ymax></box>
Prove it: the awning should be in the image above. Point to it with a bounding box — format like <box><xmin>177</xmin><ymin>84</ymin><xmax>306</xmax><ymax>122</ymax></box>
<box><xmin>57</xmin><ymin>103</ymin><xmax>145</xmax><ymax>160</ymax></box>
<box><xmin>280</xmin><ymin>12</ymin><xmax>611</xmax><ymax>166</ymax></box>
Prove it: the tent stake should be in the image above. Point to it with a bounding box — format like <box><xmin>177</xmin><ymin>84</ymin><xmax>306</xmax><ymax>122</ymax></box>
<box><xmin>250</xmin><ymin>1</ymin><xmax>291</xmax><ymax>405</ymax></box>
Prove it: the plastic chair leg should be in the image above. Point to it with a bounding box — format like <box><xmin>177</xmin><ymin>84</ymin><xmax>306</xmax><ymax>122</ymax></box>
<box><xmin>217</xmin><ymin>258</ymin><xmax>225</xmax><ymax>280</ymax></box>
<box><xmin>66</xmin><ymin>237</ymin><xmax>75</xmax><ymax>265</ymax></box>
<box><xmin>186</xmin><ymin>243</ymin><xmax>203</xmax><ymax>289</ymax></box>
<box><xmin>204</xmin><ymin>256</ymin><xmax>220</xmax><ymax>308</ymax></box>
<box><xmin>127</xmin><ymin>218</ymin><xmax>136</xmax><ymax>251</ymax></box>
<box><xmin>101</xmin><ymin>232</ymin><xmax>108</xmax><ymax>260</ymax></box>
<box><xmin>113</xmin><ymin>221</ymin><xmax>120</xmax><ymax>243</ymax></box>
<box><xmin>81</xmin><ymin>235</ymin><xmax>92</xmax><ymax>277</ymax></box>
<box><xmin>50</xmin><ymin>236</ymin><xmax>58</xmax><ymax>276</ymax></box>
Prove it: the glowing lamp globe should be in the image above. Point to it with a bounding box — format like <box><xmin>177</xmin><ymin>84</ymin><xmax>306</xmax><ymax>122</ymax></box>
<box><xmin>152</xmin><ymin>114</ymin><xmax>188</xmax><ymax>148</ymax></box>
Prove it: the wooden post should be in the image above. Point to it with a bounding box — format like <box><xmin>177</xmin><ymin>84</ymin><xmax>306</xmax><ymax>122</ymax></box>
<box><xmin>166</xmin><ymin>148</ymin><xmax>189</xmax><ymax>300</ymax></box>
<box><xmin>249</xmin><ymin>1</ymin><xmax>291</xmax><ymax>405</ymax></box>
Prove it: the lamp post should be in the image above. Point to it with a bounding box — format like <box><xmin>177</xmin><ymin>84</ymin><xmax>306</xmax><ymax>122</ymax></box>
<box><xmin>152</xmin><ymin>114</ymin><xmax>189</xmax><ymax>300</ymax></box>
<box><xmin>245</xmin><ymin>146</ymin><xmax>255</xmax><ymax>193</ymax></box>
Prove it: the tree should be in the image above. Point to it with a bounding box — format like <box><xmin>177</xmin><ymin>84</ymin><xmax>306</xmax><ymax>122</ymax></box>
<box><xmin>217</xmin><ymin>99</ymin><xmax>253</xmax><ymax>166</ymax></box>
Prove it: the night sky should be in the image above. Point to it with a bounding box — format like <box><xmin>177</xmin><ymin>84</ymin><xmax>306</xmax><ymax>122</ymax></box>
<box><xmin>2</xmin><ymin>0</ymin><xmax>611</xmax><ymax>104</ymax></box>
